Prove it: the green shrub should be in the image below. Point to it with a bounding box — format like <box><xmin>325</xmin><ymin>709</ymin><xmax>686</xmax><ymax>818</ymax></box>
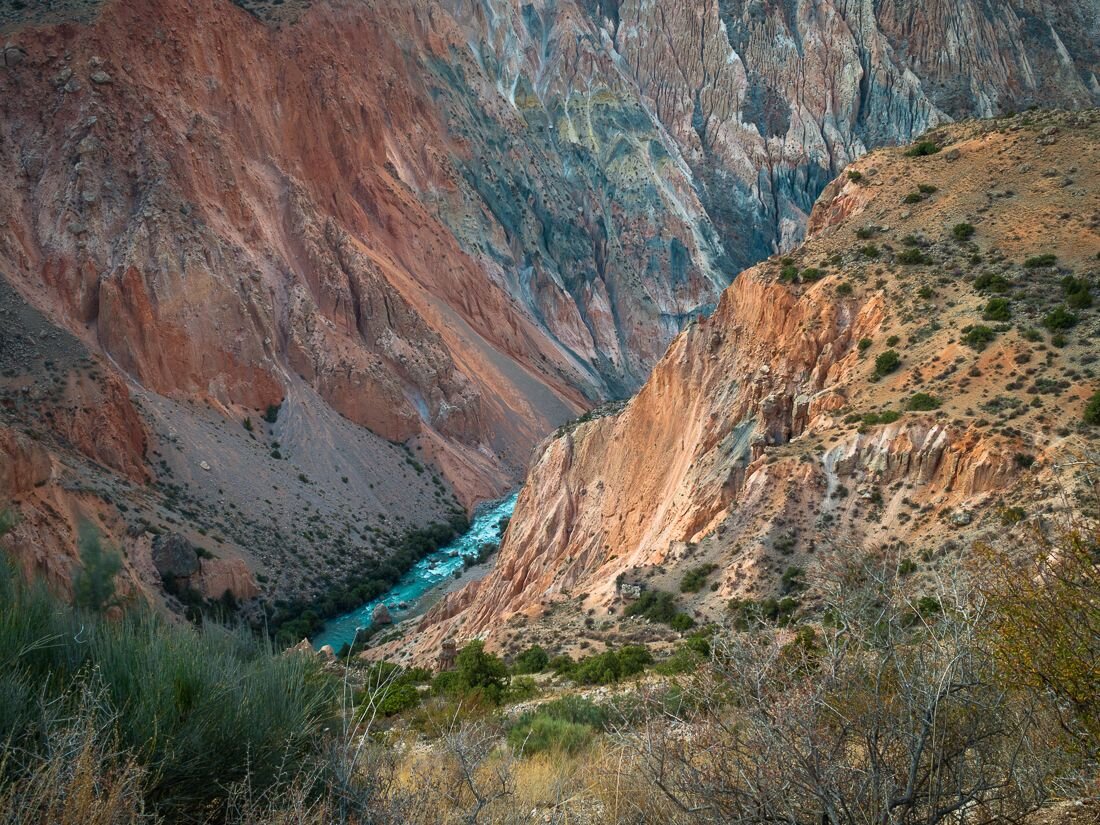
<box><xmin>897</xmin><ymin>248</ymin><xmax>932</xmax><ymax>265</ymax></box>
<box><xmin>963</xmin><ymin>325</ymin><xmax>997</xmax><ymax>350</ymax></box>
<box><xmin>669</xmin><ymin>612</ymin><xmax>696</xmax><ymax>632</ymax></box>
<box><xmin>905</xmin><ymin>140</ymin><xmax>940</xmax><ymax>157</ymax></box>
<box><xmin>728</xmin><ymin>595</ymin><xmax>799</xmax><ymax>630</ymax></box>
<box><xmin>451</xmin><ymin>640</ymin><xmax>509</xmax><ymax>703</ymax></box>
<box><xmin>624</xmin><ymin>589</ymin><xmax>677</xmax><ymax>623</ymax></box>
<box><xmin>512</xmin><ymin>644</ymin><xmax>550</xmax><ymax>674</ymax></box>
<box><xmin>779</xmin><ymin>264</ymin><xmax>799</xmax><ymax>282</ymax></box>
<box><xmin>506</xmin><ymin>675</ymin><xmax>540</xmax><ymax>702</ymax></box>
<box><xmin>801</xmin><ymin>267</ymin><xmax>825</xmax><ymax>282</ymax></box>
<box><xmin>917</xmin><ymin>183</ymin><xmax>938</xmax><ymax>194</ymax></box>
<box><xmin>907</xmin><ymin>393</ymin><xmax>941</xmax><ymax>411</ymax></box>
<box><xmin>1085</xmin><ymin>391</ymin><xmax>1100</xmax><ymax>426</ymax></box>
<box><xmin>781</xmin><ymin>566</ymin><xmax>806</xmax><ymax>595</ymax></box>
<box><xmin>903</xmin><ymin>192</ymin><xmax>924</xmax><ymax>204</ymax></box>
<box><xmin>72</xmin><ymin>527</ymin><xmax>121</xmax><ymax>613</ymax></box>
<box><xmin>858</xmin><ymin>337</ymin><xmax>873</xmax><ymax>352</ymax></box>
<box><xmin>1024</xmin><ymin>253</ymin><xmax>1058</xmax><ymax>269</ymax></box>
<box><xmin>1062</xmin><ymin>276</ymin><xmax>1093</xmax><ymax>309</ymax></box>
<box><xmin>563</xmin><ymin>646</ymin><xmax>654</xmax><ymax>686</ymax></box>
<box><xmin>1042</xmin><ymin>306</ymin><xmax>1078</xmax><ymax>331</ymax></box>
<box><xmin>507</xmin><ymin>696</ymin><xmax>610</xmax><ymax>755</ymax></box>
<box><xmin>859</xmin><ymin>244</ymin><xmax>880</xmax><ymax>258</ymax></box>
<box><xmin>874</xmin><ymin>350</ymin><xmax>901</xmax><ymax>377</ymax></box>
<box><xmin>983</xmin><ymin>297</ymin><xmax>1011</xmax><ymax>321</ymax></box>
<box><xmin>846</xmin><ymin>169</ymin><xmax>863</xmax><ymax>182</ymax></box>
<box><xmin>262</xmin><ymin>402</ymin><xmax>281</xmax><ymax>423</ymax></box>
<box><xmin>680</xmin><ymin>563</ymin><xmax>718</xmax><ymax>593</ymax></box>
<box><xmin>508</xmin><ymin>716</ymin><xmax>593</xmax><ymax>755</ymax></box>
<box><xmin>860</xmin><ymin>410</ymin><xmax>902</xmax><ymax>426</ymax></box>
<box><xmin>0</xmin><ymin>562</ymin><xmax>326</xmax><ymax>819</ymax></box>
<box><xmin>360</xmin><ymin>678</ymin><xmax>420</xmax><ymax>717</ymax></box>
<box><xmin>974</xmin><ymin>273</ymin><xmax>1010</xmax><ymax>292</ymax></box>
<box><xmin>953</xmin><ymin>223</ymin><xmax>976</xmax><ymax>241</ymax></box>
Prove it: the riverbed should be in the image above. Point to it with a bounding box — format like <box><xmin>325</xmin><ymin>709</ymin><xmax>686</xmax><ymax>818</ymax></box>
<box><xmin>312</xmin><ymin>492</ymin><xmax>518</xmax><ymax>650</ymax></box>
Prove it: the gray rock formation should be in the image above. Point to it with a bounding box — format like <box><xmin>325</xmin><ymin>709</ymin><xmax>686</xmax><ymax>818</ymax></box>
<box><xmin>150</xmin><ymin>533</ymin><xmax>200</xmax><ymax>582</ymax></box>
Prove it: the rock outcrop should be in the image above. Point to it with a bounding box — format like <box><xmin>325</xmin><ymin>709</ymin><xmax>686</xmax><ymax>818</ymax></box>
<box><xmin>404</xmin><ymin>111</ymin><xmax>1100</xmax><ymax>661</ymax></box>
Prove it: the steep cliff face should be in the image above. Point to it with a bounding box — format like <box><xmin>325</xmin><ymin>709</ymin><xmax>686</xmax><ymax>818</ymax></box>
<box><xmin>407</xmin><ymin>111</ymin><xmax>1100</xmax><ymax>662</ymax></box>
<box><xmin>431</xmin><ymin>0</ymin><xmax>1099</xmax><ymax>384</ymax></box>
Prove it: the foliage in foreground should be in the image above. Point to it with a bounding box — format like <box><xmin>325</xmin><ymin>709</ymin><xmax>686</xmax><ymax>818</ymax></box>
<box><xmin>0</xmin><ymin>557</ymin><xmax>328</xmax><ymax>822</ymax></box>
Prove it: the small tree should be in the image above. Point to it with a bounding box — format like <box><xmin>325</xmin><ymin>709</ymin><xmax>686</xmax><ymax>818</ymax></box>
<box><xmin>72</xmin><ymin>525</ymin><xmax>122</xmax><ymax>613</ymax></box>
<box><xmin>454</xmin><ymin>640</ymin><xmax>509</xmax><ymax>702</ymax></box>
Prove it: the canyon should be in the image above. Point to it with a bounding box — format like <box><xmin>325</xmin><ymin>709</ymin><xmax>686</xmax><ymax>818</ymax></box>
<box><xmin>0</xmin><ymin>0</ymin><xmax>1097</xmax><ymax>621</ymax></box>
<box><xmin>404</xmin><ymin>110</ymin><xmax>1100</xmax><ymax>664</ymax></box>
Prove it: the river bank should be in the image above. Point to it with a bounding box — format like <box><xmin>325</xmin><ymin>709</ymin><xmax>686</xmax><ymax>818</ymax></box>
<box><xmin>312</xmin><ymin>492</ymin><xmax>517</xmax><ymax>650</ymax></box>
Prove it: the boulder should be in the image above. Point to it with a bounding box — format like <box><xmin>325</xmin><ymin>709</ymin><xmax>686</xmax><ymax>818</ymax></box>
<box><xmin>150</xmin><ymin>533</ymin><xmax>200</xmax><ymax>580</ymax></box>
<box><xmin>2</xmin><ymin>42</ymin><xmax>25</xmax><ymax>68</ymax></box>
<box><xmin>372</xmin><ymin>603</ymin><xmax>393</xmax><ymax>625</ymax></box>
<box><xmin>288</xmin><ymin>639</ymin><xmax>316</xmax><ymax>657</ymax></box>
<box><xmin>951</xmin><ymin>510</ymin><xmax>973</xmax><ymax>527</ymax></box>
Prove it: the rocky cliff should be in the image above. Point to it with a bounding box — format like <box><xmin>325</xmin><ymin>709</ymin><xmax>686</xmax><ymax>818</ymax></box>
<box><xmin>0</xmin><ymin>0</ymin><xmax>1097</xmax><ymax>616</ymax></box>
<box><xmin>404</xmin><ymin>111</ymin><xmax>1100</xmax><ymax>663</ymax></box>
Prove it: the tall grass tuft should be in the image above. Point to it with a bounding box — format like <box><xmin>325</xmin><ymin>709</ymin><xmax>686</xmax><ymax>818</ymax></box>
<box><xmin>0</xmin><ymin>561</ymin><xmax>330</xmax><ymax>822</ymax></box>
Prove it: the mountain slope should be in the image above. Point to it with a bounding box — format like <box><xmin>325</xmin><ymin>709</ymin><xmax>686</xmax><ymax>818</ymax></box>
<box><xmin>0</xmin><ymin>0</ymin><xmax>1097</xmax><ymax>618</ymax></box>
<box><xmin>407</xmin><ymin>110</ymin><xmax>1100</xmax><ymax>662</ymax></box>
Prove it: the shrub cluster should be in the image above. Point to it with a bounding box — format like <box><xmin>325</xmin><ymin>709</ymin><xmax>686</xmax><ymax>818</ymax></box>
<box><xmin>623</xmin><ymin>589</ymin><xmax>696</xmax><ymax>631</ymax></box>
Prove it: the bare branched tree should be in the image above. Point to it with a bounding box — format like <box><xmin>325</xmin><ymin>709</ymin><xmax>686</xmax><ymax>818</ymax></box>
<box><xmin>614</xmin><ymin>555</ymin><xmax>1067</xmax><ymax>825</ymax></box>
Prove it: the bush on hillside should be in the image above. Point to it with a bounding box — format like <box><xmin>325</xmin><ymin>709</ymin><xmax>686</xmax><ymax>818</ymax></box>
<box><xmin>680</xmin><ymin>563</ymin><xmax>718</xmax><ymax>593</ymax></box>
<box><xmin>1043</xmin><ymin>305</ymin><xmax>1078</xmax><ymax>331</ymax></box>
<box><xmin>874</xmin><ymin>350</ymin><xmax>901</xmax><ymax>377</ymax></box>
<box><xmin>963</xmin><ymin>325</ymin><xmax>997</xmax><ymax>350</ymax></box>
<box><xmin>431</xmin><ymin>640</ymin><xmax>510</xmax><ymax>704</ymax></box>
<box><xmin>905</xmin><ymin>140</ymin><xmax>940</xmax><ymax>157</ymax></box>
<box><xmin>953</xmin><ymin>222</ymin><xmax>975</xmax><ymax>241</ymax></box>
<box><xmin>507</xmin><ymin>696</ymin><xmax>610</xmax><ymax>755</ymax></box>
<box><xmin>512</xmin><ymin>644</ymin><xmax>550</xmax><ymax>674</ymax></box>
<box><xmin>907</xmin><ymin>393</ymin><xmax>941</xmax><ymax>411</ymax></box>
<box><xmin>983</xmin><ymin>297</ymin><xmax>1011</xmax><ymax>321</ymax></box>
<box><xmin>1085</xmin><ymin>391</ymin><xmax>1100</xmax><ymax>426</ymax></box>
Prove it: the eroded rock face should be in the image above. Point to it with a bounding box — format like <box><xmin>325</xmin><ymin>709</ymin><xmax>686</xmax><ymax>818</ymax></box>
<box><xmin>0</xmin><ymin>0</ymin><xmax>1096</xmax><ymax>619</ymax></box>
<box><xmin>405</xmin><ymin>112</ymin><xmax>1100</xmax><ymax>660</ymax></box>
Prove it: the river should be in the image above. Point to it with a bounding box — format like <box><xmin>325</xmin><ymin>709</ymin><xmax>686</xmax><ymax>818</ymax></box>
<box><xmin>312</xmin><ymin>492</ymin><xmax>518</xmax><ymax>650</ymax></box>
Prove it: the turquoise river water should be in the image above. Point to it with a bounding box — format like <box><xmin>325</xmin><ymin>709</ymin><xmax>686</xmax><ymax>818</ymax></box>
<box><xmin>312</xmin><ymin>492</ymin><xmax>518</xmax><ymax>651</ymax></box>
